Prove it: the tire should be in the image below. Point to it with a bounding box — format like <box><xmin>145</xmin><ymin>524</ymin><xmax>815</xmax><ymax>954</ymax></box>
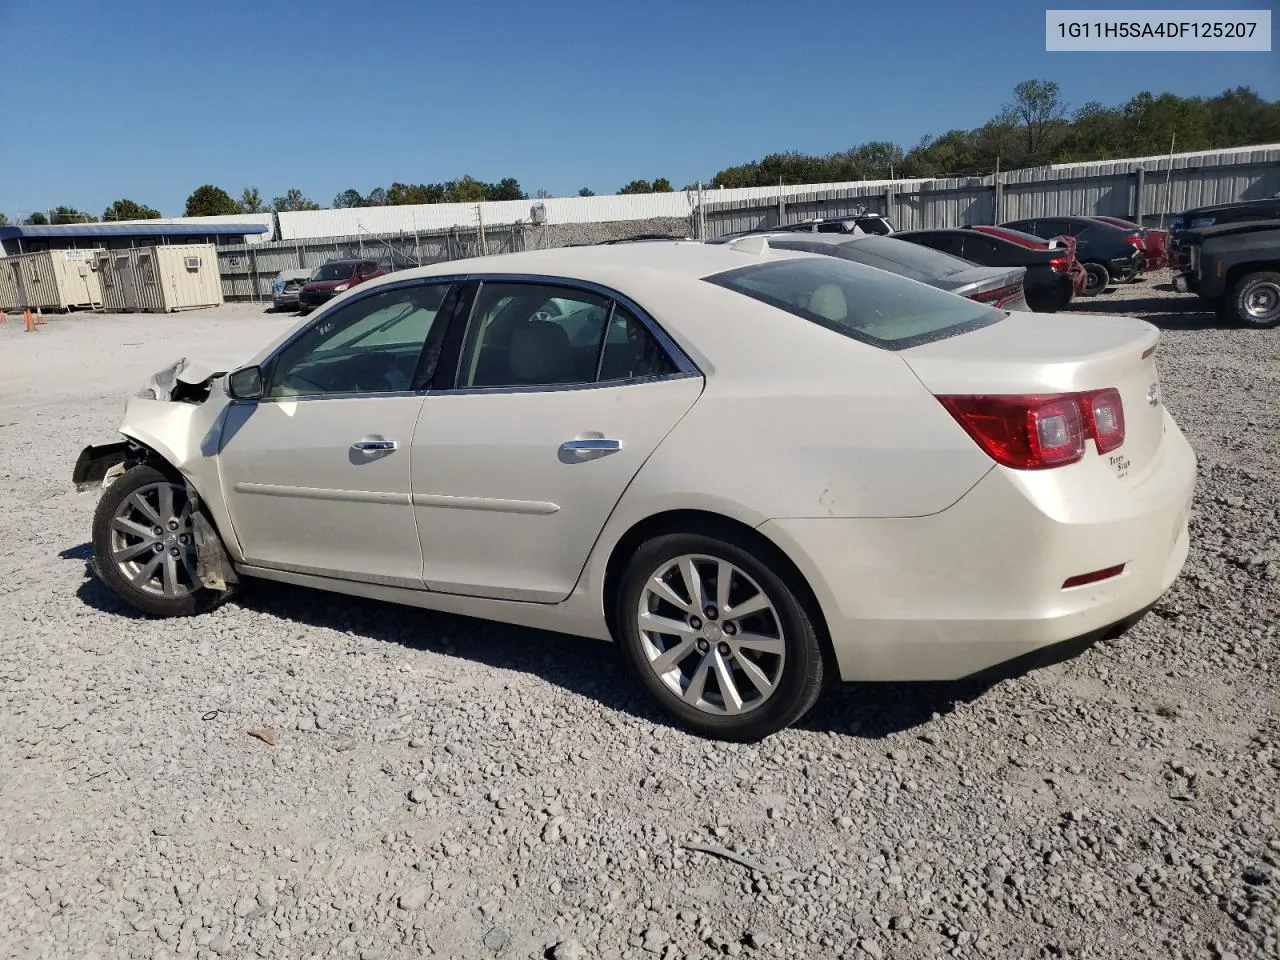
<box><xmin>1225</xmin><ymin>271</ymin><xmax>1280</xmax><ymax>329</ymax></box>
<box><xmin>91</xmin><ymin>464</ymin><xmax>224</xmax><ymax>617</ymax></box>
<box><xmin>614</xmin><ymin>531</ymin><xmax>825</xmax><ymax>742</ymax></box>
<box><xmin>1082</xmin><ymin>262</ymin><xmax>1111</xmax><ymax>297</ymax></box>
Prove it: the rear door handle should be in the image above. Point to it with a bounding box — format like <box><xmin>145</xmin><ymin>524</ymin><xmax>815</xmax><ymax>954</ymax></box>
<box><xmin>559</xmin><ymin>438</ymin><xmax>621</xmax><ymax>459</ymax></box>
<box><xmin>352</xmin><ymin>439</ymin><xmax>397</xmax><ymax>452</ymax></box>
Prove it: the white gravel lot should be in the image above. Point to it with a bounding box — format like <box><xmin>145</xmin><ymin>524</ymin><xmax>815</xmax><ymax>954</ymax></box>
<box><xmin>0</xmin><ymin>277</ymin><xmax>1276</xmax><ymax>960</ymax></box>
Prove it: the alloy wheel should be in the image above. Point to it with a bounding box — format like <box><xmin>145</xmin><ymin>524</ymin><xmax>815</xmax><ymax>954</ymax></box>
<box><xmin>636</xmin><ymin>554</ymin><xmax>786</xmax><ymax>716</ymax></box>
<box><xmin>107</xmin><ymin>481</ymin><xmax>199</xmax><ymax>599</ymax></box>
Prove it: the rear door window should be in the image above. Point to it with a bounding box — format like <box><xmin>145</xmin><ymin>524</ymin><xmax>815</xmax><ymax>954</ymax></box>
<box><xmin>706</xmin><ymin>256</ymin><xmax>1002</xmax><ymax>350</ymax></box>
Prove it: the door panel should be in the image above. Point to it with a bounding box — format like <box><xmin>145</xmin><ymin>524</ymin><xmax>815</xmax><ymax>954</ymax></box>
<box><xmin>218</xmin><ymin>396</ymin><xmax>426</xmax><ymax>585</ymax></box>
<box><xmin>412</xmin><ymin>377</ymin><xmax>702</xmax><ymax>602</ymax></box>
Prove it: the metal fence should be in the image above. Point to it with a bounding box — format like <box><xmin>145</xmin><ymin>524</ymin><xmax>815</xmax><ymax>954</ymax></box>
<box><xmin>699</xmin><ymin>146</ymin><xmax>1280</xmax><ymax>238</ymax></box>
<box><xmin>215</xmin><ymin>147</ymin><xmax>1278</xmax><ymax>297</ymax></box>
<box><xmin>217</xmin><ymin>223</ymin><xmax>525</xmax><ymax>300</ymax></box>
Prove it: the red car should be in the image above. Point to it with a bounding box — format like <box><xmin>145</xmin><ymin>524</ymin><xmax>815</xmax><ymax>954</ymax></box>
<box><xmin>967</xmin><ymin>225</ymin><xmax>1089</xmax><ymax>298</ymax></box>
<box><xmin>298</xmin><ymin>259</ymin><xmax>387</xmax><ymax>313</ymax></box>
<box><xmin>1088</xmin><ymin>217</ymin><xmax>1167</xmax><ymax>271</ymax></box>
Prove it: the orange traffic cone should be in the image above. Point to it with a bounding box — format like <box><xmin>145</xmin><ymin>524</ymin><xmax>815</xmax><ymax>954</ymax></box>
<box><xmin>22</xmin><ymin>309</ymin><xmax>36</xmax><ymax>332</ymax></box>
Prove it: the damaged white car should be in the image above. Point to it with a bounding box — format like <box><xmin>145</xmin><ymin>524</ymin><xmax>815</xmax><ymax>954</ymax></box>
<box><xmin>76</xmin><ymin>241</ymin><xmax>1196</xmax><ymax>741</ymax></box>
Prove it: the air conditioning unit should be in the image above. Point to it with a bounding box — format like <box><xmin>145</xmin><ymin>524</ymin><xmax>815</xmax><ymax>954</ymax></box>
<box><xmin>184</xmin><ymin>256</ymin><xmax>200</xmax><ymax>270</ymax></box>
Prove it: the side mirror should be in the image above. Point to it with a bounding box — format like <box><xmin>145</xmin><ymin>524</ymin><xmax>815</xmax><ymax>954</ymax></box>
<box><xmin>227</xmin><ymin>365</ymin><xmax>265</xmax><ymax>400</ymax></box>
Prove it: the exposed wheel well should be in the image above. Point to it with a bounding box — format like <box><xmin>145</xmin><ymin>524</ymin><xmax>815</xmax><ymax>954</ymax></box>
<box><xmin>1225</xmin><ymin>261</ymin><xmax>1280</xmax><ymax>291</ymax></box>
<box><xmin>601</xmin><ymin>509</ymin><xmax>837</xmax><ymax>682</ymax></box>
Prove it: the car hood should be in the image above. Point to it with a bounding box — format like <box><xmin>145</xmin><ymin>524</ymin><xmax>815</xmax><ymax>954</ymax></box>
<box><xmin>302</xmin><ymin>278</ymin><xmax>353</xmax><ymax>291</ymax></box>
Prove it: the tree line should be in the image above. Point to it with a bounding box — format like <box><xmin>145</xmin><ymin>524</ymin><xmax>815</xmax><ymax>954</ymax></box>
<box><xmin>4</xmin><ymin>81</ymin><xmax>1273</xmax><ymax>226</ymax></box>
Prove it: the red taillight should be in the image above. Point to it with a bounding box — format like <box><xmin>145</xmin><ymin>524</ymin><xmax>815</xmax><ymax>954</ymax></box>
<box><xmin>938</xmin><ymin>394</ymin><xmax>1085</xmax><ymax>469</ymax></box>
<box><xmin>938</xmin><ymin>389</ymin><xmax>1126</xmax><ymax>469</ymax></box>
<box><xmin>969</xmin><ymin>282</ymin><xmax>1024</xmax><ymax>307</ymax></box>
<box><xmin>1049</xmin><ymin>256</ymin><xmax>1069</xmax><ymax>272</ymax></box>
<box><xmin>1081</xmin><ymin>387</ymin><xmax>1126</xmax><ymax>453</ymax></box>
<box><xmin>1125</xmin><ymin>233</ymin><xmax>1144</xmax><ymax>250</ymax></box>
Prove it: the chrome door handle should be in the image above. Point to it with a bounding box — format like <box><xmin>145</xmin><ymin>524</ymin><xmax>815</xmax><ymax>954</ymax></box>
<box><xmin>560</xmin><ymin>438</ymin><xmax>622</xmax><ymax>457</ymax></box>
<box><xmin>352</xmin><ymin>439</ymin><xmax>397</xmax><ymax>452</ymax></box>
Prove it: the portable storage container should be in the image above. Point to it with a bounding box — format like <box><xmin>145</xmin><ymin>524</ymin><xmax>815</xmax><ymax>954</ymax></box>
<box><xmin>0</xmin><ymin>249</ymin><xmax>104</xmax><ymax>311</ymax></box>
<box><xmin>95</xmin><ymin>243</ymin><xmax>224</xmax><ymax>312</ymax></box>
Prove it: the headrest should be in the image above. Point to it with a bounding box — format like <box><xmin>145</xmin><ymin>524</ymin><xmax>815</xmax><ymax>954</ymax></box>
<box><xmin>509</xmin><ymin>320</ymin><xmax>573</xmax><ymax>383</ymax></box>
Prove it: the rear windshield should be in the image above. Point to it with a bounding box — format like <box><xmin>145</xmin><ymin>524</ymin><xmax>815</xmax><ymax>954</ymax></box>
<box><xmin>829</xmin><ymin>236</ymin><xmax>969</xmax><ymax>281</ymax></box>
<box><xmin>706</xmin><ymin>256</ymin><xmax>1002</xmax><ymax>349</ymax></box>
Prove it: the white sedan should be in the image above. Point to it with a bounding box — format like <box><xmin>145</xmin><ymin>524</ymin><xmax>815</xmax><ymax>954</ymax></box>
<box><xmin>75</xmin><ymin>239</ymin><xmax>1197</xmax><ymax>741</ymax></box>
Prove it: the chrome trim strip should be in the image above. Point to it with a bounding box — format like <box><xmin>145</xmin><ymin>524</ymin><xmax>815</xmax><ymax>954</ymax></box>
<box><xmin>232</xmin><ymin>482</ymin><xmax>409</xmax><ymax>505</ymax></box>
<box><xmin>410</xmin><ymin>493</ymin><xmax>560</xmax><ymax>515</ymax></box>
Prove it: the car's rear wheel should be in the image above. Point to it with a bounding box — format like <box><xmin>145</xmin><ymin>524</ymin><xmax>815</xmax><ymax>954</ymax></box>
<box><xmin>1226</xmin><ymin>271</ymin><xmax>1280</xmax><ymax>329</ymax></box>
<box><xmin>1083</xmin><ymin>262</ymin><xmax>1111</xmax><ymax>296</ymax></box>
<box><xmin>615</xmin><ymin>532</ymin><xmax>825</xmax><ymax>741</ymax></box>
<box><xmin>91</xmin><ymin>464</ymin><xmax>223</xmax><ymax>617</ymax></box>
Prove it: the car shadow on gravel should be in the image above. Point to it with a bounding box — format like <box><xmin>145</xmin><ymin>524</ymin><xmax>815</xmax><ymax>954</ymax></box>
<box><xmin>67</xmin><ymin>552</ymin><xmax>997</xmax><ymax>739</ymax></box>
<box><xmin>1069</xmin><ymin>291</ymin><xmax>1222</xmax><ymax>331</ymax></box>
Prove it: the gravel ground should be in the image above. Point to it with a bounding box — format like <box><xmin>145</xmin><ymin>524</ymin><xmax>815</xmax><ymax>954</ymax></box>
<box><xmin>0</xmin><ymin>276</ymin><xmax>1276</xmax><ymax>960</ymax></box>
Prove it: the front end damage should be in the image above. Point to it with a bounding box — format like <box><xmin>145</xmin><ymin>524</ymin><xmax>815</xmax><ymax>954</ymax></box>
<box><xmin>73</xmin><ymin>357</ymin><xmax>244</xmax><ymax>593</ymax></box>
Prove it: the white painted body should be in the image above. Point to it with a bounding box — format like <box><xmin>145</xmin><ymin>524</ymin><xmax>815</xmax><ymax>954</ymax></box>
<box><xmin>112</xmin><ymin>242</ymin><xmax>1197</xmax><ymax>680</ymax></box>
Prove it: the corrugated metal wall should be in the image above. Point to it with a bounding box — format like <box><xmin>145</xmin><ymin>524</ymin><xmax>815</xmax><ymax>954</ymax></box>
<box><xmin>699</xmin><ymin>144</ymin><xmax>1280</xmax><ymax>237</ymax></box>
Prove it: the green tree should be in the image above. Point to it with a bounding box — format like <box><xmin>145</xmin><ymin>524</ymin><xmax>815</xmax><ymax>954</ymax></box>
<box><xmin>651</xmin><ymin>178</ymin><xmax>674</xmax><ymax>192</ymax></box>
<box><xmin>577</xmin><ymin>187</ymin><xmax>596</xmax><ymax>197</ymax></box>
<box><xmin>617</xmin><ymin>179</ymin><xmax>653</xmax><ymax>194</ymax></box>
<box><xmin>444</xmin><ymin>176</ymin><xmax>488</xmax><ymax>203</ymax></box>
<box><xmin>271</xmin><ymin>188</ymin><xmax>321</xmax><ymax>212</ymax></box>
<box><xmin>0</xmin><ymin>212</ymin><xmax>8</xmax><ymax>226</ymax></box>
<box><xmin>50</xmin><ymin>206</ymin><xmax>96</xmax><ymax>224</ymax></box>
<box><xmin>102</xmin><ymin>199</ymin><xmax>161</xmax><ymax>221</ymax></box>
<box><xmin>239</xmin><ymin>187</ymin><xmax>265</xmax><ymax>213</ymax></box>
<box><xmin>485</xmin><ymin>178</ymin><xmax>527</xmax><ymax>201</ymax></box>
<box><xmin>333</xmin><ymin>189</ymin><xmax>366</xmax><ymax>208</ymax></box>
<box><xmin>365</xmin><ymin>187</ymin><xmax>388</xmax><ymax>206</ymax></box>
<box><xmin>1004</xmin><ymin>79</ymin><xmax>1068</xmax><ymax>160</ymax></box>
<box><xmin>25</xmin><ymin>212</ymin><xmax>48</xmax><ymax>225</ymax></box>
<box><xmin>185</xmin><ymin>185</ymin><xmax>241</xmax><ymax>217</ymax></box>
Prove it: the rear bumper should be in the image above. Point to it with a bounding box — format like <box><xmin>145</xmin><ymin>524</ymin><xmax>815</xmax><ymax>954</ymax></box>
<box><xmin>761</xmin><ymin>413</ymin><xmax>1196</xmax><ymax>681</ymax></box>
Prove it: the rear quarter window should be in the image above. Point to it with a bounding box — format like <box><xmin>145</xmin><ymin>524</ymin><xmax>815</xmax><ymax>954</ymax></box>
<box><xmin>706</xmin><ymin>256</ymin><xmax>1003</xmax><ymax>350</ymax></box>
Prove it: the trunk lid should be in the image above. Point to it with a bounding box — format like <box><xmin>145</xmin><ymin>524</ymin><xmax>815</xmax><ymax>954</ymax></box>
<box><xmin>901</xmin><ymin>311</ymin><xmax>1164</xmax><ymax>481</ymax></box>
<box><xmin>942</xmin><ymin>265</ymin><xmax>1028</xmax><ymax>310</ymax></box>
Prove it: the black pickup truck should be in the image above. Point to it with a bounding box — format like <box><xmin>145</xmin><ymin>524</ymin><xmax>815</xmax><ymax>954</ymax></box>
<box><xmin>1173</xmin><ymin>219</ymin><xmax>1280</xmax><ymax>328</ymax></box>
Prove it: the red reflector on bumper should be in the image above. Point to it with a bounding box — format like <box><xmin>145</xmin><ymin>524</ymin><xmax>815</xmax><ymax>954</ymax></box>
<box><xmin>1062</xmin><ymin>564</ymin><xmax>1126</xmax><ymax>589</ymax></box>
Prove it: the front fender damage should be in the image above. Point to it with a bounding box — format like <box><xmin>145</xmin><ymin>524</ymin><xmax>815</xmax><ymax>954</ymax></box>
<box><xmin>75</xmin><ymin>355</ymin><xmax>243</xmax><ymax>594</ymax></box>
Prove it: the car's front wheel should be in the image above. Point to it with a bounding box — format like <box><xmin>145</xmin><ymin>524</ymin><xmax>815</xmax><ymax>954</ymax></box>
<box><xmin>91</xmin><ymin>464</ymin><xmax>224</xmax><ymax>617</ymax></box>
<box><xmin>615</xmin><ymin>532</ymin><xmax>825</xmax><ymax>741</ymax></box>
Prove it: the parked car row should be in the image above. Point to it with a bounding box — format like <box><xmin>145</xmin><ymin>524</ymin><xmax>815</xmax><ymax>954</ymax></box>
<box><xmin>272</xmin><ymin>259</ymin><xmax>387</xmax><ymax>314</ymax></box>
<box><xmin>715</xmin><ymin>211</ymin><xmax>1165</xmax><ymax>314</ymax></box>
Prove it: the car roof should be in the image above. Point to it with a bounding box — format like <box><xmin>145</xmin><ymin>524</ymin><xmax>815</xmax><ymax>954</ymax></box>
<box><xmin>362</xmin><ymin>240</ymin><xmax>815</xmax><ymax>290</ymax></box>
<box><xmin>1184</xmin><ymin>197</ymin><xmax>1280</xmax><ymax>216</ymax></box>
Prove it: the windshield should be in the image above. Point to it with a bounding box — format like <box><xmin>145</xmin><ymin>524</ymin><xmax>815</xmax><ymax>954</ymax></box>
<box><xmin>312</xmin><ymin>262</ymin><xmax>356</xmax><ymax>282</ymax></box>
<box><xmin>706</xmin><ymin>256</ymin><xmax>1001</xmax><ymax>349</ymax></box>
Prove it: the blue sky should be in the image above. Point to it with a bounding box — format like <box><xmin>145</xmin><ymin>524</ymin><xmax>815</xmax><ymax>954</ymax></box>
<box><xmin>0</xmin><ymin>0</ymin><xmax>1275</xmax><ymax>218</ymax></box>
